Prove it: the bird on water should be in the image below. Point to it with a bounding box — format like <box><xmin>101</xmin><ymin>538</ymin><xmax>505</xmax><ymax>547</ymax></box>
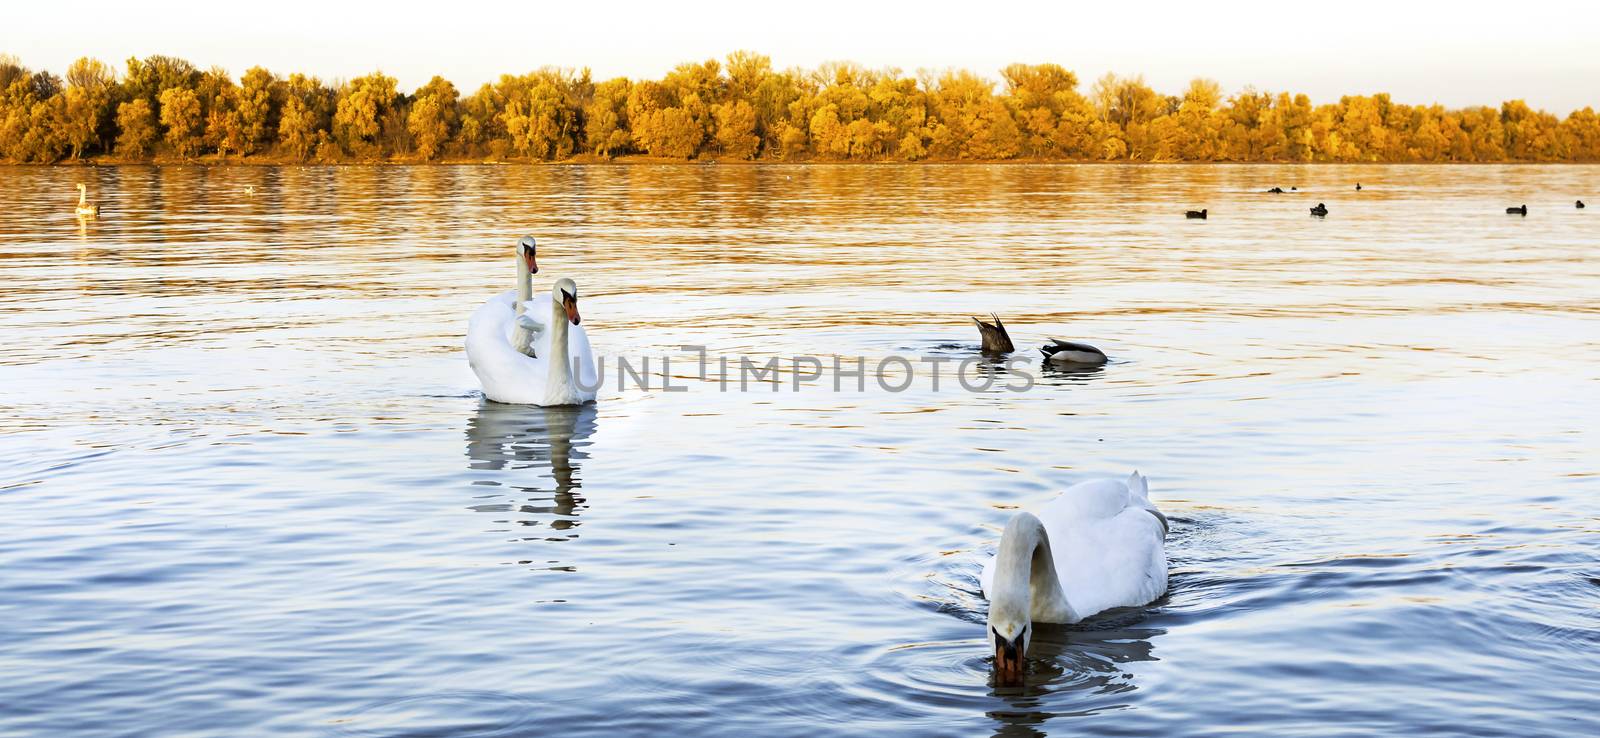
<box><xmin>1310</xmin><ymin>203</ymin><xmax>1328</xmax><ymax>217</ymax></box>
<box><xmin>973</xmin><ymin>314</ymin><xmax>1015</xmax><ymax>354</ymax></box>
<box><xmin>1507</xmin><ymin>204</ymin><xmax>1527</xmax><ymax>216</ymax></box>
<box><xmin>1185</xmin><ymin>209</ymin><xmax>1207</xmax><ymax>219</ymax></box>
<box><xmin>1578</xmin><ymin>200</ymin><xmax>1586</xmax><ymax>209</ymax></box>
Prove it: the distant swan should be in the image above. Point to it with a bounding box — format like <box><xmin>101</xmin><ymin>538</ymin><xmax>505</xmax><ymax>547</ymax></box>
<box><xmin>981</xmin><ymin>472</ymin><xmax>1168</xmax><ymax>686</ymax></box>
<box><xmin>1310</xmin><ymin>203</ymin><xmax>1328</xmax><ymax>217</ymax></box>
<box><xmin>466</xmin><ymin>236</ymin><xmax>597</xmax><ymax>405</ymax></box>
<box><xmin>1507</xmin><ymin>204</ymin><xmax>1527</xmax><ymax>216</ymax></box>
<box><xmin>1185</xmin><ymin>209</ymin><xmax>1207</xmax><ymax>219</ymax></box>
<box><xmin>74</xmin><ymin>184</ymin><xmax>98</xmax><ymax>217</ymax></box>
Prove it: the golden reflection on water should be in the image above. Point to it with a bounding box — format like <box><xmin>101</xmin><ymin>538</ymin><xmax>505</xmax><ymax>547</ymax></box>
<box><xmin>1</xmin><ymin>163</ymin><xmax>1598</xmax><ymax>737</ymax></box>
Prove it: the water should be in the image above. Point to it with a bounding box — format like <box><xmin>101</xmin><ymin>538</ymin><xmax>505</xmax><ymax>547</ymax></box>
<box><xmin>2</xmin><ymin>164</ymin><xmax>1596</xmax><ymax>737</ymax></box>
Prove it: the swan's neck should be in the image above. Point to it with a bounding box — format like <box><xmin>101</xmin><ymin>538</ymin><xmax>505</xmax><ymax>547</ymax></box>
<box><xmin>992</xmin><ymin>513</ymin><xmax>1075</xmax><ymax>624</ymax></box>
<box><xmin>513</xmin><ymin>253</ymin><xmax>533</xmax><ymax>354</ymax></box>
<box><xmin>544</xmin><ymin>297</ymin><xmax>575</xmax><ymax>401</ymax></box>
<box><xmin>77</xmin><ymin>186</ymin><xmax>87</xmax><ymax>206</ymax></box>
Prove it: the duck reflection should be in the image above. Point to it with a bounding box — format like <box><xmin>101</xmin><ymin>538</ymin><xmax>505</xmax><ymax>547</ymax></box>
<box><xmin>465</xmin><ymin>400</ymin><xmax>598</xmax><ymax>542</ymax></box>
<box><xmin>1035</xmin><ymin>361</ymin><xmax>1108</xmax><ymax>386</ymax></box>
<box><xmin>986</xmin><ymin>619</ymin><xmax>1163</xmax><ymax>736</ymax></box>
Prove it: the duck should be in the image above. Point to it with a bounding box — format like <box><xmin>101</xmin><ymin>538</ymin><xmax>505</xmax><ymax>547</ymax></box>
<box><xmin>973</xmin><ymin>314</ymin><xmax>1015</xmax><ymax>354</ymax></box>
<box><xmin>1507</xmin><ymin>204</ymin><xmax>1527</xmax><ymax>216</ymax></box>
<box><xmin>1266</xmin><ymin>187</ymin><xmax>1285</xmax><ymax>194</ymax></box>
<box><xmin>74</xmin><ymin>183</ymin><xmax>99</xmax><ymax>217</ymax></box>
<box><xmin>1040</xmin><ymin>338</ymin><xmax>1108</xmax><ymax>366</ymax></box>
<box><xmin>465</xmin><ymin>236</ymin><xmax>598</xmax><ymax>406</ymax></box>
<box><xmin>1578</xmin><ymin>200</ymin><xmax>1586</xmax><ymax>209</ymax></box>
<box><xmin>1310</xmin><ymin>203</ymin><xmax>1328</xmax><ymax>217</ymax></box>
<box><xmin>1185</xmin><ymin>209</ymin><xmax>1207</xmax><ymax>219</ymax></box>
<box><xmin>1355</xmin><ymin>183</ymin><xmax>1362</xmax><ymax>191</ymax></box>
<box><xmin>981</xmin><ymin>472</ymin><xmax>1168</xmax><ymax>687</ymax></box>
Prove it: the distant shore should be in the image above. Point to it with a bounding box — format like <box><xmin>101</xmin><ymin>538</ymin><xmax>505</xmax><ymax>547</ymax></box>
<box><xmin>9</xmin><ymin>155</ymin><xmax>1595</xmax><ymax>167</ymax></box>
<box><xmin>5</xmin><ymin>53</ymin><xmax>1595</xmax><ymax>168</ymax></box>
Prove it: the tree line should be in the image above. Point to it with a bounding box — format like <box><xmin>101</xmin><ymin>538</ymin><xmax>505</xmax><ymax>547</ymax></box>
<box><xmin>3</xmin><ymin>51</ymin><xmax>1597</xmax><ymax>164</ymax></box>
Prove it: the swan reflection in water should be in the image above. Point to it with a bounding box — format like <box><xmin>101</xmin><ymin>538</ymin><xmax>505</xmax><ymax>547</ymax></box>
<box><xmin>986</xmin><ymin>618</ymin><xmax>1163</xmax><ymax>737</ymax></box>
<box><xmin>465</xmin><ymin>400</ymin><xmax>598</xmax><ymax>545</ymax></box>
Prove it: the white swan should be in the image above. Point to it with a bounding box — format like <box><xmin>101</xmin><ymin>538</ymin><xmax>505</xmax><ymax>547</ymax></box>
<box><xmin>466</xmin><ymin>237</ymin><xmax>597</xmax><ymax>405</ymax></box>
<box><xmin>980</xmin><ymin>472</ymin><xmax>1168</xmax><ymax>686</ymax></box>
<box><xmin>75</xmin><ymin>183</ymin><xmax>99</xmax><ymax>217</ymax></box>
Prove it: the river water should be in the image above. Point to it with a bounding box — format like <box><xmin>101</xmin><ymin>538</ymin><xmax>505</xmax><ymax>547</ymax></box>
<box><xmin>1</xmin><ymin>164</ymin><xmax>1596</xmax><ymax>737</ymax></box>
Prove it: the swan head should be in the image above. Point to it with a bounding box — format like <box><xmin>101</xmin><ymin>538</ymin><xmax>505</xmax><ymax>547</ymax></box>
<box><xmin>987</xmin><ymin>512</ymin><xmax>1046</xmax><ymax>687</ymax></box>
<box><xmin>988</xmin><ymin>607</ymin><xmax>1030</xmax><ymax>687</ymax></box>
<box><xmin>552</xmin><ymin>277</ymin><xmax>580</xmax><ymax>325</ymax></box>
<box><xmin>518</xmin><ymin>236</ymin><xmax>539</xmax><ymax>275</ymax></box>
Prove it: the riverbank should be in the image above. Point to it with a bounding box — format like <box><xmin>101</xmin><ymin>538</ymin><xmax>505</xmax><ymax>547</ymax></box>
<box><xmin>9</xmin><ymin>154</ymin><xmax>1598</xmax><ymax>167</ymax></box>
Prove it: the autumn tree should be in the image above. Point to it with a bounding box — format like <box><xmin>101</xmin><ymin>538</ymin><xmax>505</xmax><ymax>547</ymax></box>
<box><xmin>929</xmin><ymin>70</ymin><xmax>1020</xmax><ymax>160</ymax></box>
<box><xmin>713</xmin><ymin>99</ymin><xmax>759</xmax><ymax>159</ymax></box>
<box><xmin>157</xmin><ymin>87</ymin><xmax>202</xmax><ymax>157</ymax></box>
<box><xmin>585</xmin><ymin>77</ymin><xmax>632</xmax><ymax>157</ymax></box>
<box><xmin>115</xmin><ymin>99</ymin><xmax>157</xmax><ymax>157</ymax></box>
<box><xmin>233</xmin><ymin>67</ymin><xmax>280</xmax><ymax>154</ymax></box>
<box><xmin>334</xmin><ymin>72</ymin><xmax>399</xmax><ymax>156</ymax></box>
<box><xmin>408</xmin><ymin>76</ymin><xmax>459</xmax><ymax>160</ymax></box>
<box><xmin>63</xmin><ymin>57</ymin><xmax>115</xmax><ymax>158</ymax></box>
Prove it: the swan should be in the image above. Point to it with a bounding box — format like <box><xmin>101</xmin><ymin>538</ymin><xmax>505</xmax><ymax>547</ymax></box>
<box><xmin>75</xmin><ymin>184</ymin><xmax>99</xmax><ymax>217</ymax></box>
<box><xmin>980</xmin><ymin>472</ymin><xmax>1168</xmax><ymax>686</ymax></box>
<box><xmin>466</xmin><ymin>237</ymin><xmax>597</xmax><ymax>406</ymax></box>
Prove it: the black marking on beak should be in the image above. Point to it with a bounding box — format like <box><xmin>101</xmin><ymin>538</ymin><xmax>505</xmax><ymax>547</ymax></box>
<box><xmin>519</xmin><ymin>236</ymin><xmax>538</xmax><ymax>274</ymax></box>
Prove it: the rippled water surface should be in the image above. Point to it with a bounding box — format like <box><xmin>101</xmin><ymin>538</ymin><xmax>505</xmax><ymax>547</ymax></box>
<box><xmin>2</xmin><ymin>164</ymin><xmax>1597</xmax><ymax>737</ymax></box>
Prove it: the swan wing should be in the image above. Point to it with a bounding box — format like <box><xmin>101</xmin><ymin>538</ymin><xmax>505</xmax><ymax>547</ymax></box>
<box><xmin>467</xmin><ymin>290</ymin><xmax>550</xmax><ymax>404</ymax></box>
<box><xmin>1036</xmin><ymin>473</ymin><xmax>1168</xmax><ymax>619</ymax></box>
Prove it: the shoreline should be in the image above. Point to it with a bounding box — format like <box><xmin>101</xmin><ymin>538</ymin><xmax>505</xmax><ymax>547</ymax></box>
<box><xmin>7</xmin><ymin>156</ymin><xmax>1597</xmax><ymax>167</ymax></box>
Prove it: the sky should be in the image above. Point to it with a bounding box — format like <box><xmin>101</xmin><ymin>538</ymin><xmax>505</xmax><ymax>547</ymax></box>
<box><xmin>5</xmin><ymin>0</ymin><xmax>1599</xmax><ymax>114</ymax></box>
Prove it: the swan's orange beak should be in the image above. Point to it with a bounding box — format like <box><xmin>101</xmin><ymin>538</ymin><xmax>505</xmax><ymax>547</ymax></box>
<box><xmin>993</xmin><ymin>630</ymin><xmax>1025</xmax><ymax>687</ymax></box>
<box><xmin>523</xmin><ymin>250</ymin><xmax>538</xmax><ymax>275</ymax></box>
<box><xmin>564</xmin><ymin>296</ymin><xmax>580</xmax><ymax>325</ymax></box>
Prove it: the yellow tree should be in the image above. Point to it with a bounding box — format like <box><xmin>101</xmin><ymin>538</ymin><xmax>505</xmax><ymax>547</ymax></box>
<box><xmin>713</xmin><ymin>99</ymin><xmax>759</xmax><ymax>159</ymax></box>
<box><xmin>408</xmin><ymin>76</ymin><xmax>459</xmax><ymax>160</ymax></box>
<box><xmin>233</xmin><ymin>66</ymin><xmax>280</xmax><ymax>154</ymax></box>
<box><xmin>115</xmin><ymin>99</ymin><xmax>157</xmax><ymax>157</ymax></box>
<box><xmin>334</xmin><ymin>72</ymin><xmax>398</xmax><ymax>156</ymax></box>
<box><xmin>157</xmin><ymin>87</ymin><xmax>202</xmax><ymax>157</ymax></box>
<box><xmin>584</xmin><ymin>77</ymin><xmax>631</xmax><ymax>157</ymax></box>
<box><xmin>1172</xmin><ymin>78</ymin><xmax>1221</xmax><ymax>160</ymax></box>
<box><xmin>63</xmin><ymin>57</ymin><xmax>115</xmax><ymax>158</ymax></box>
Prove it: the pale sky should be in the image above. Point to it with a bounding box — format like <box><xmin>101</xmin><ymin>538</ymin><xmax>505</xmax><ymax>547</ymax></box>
<box><xmin>6</xmin><ymin>0</ymin><xmax>1599</xmax><ymax>114</ymax></box>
